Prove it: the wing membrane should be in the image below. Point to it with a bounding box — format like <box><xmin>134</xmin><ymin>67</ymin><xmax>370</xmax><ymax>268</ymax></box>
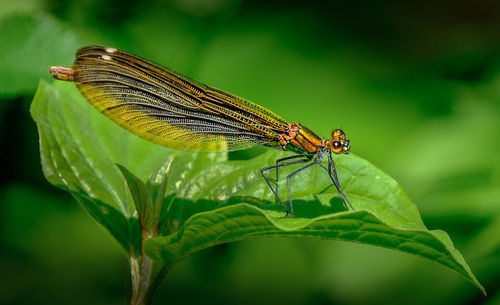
<box><xmin>71</xmin><ymin>46</ymin><xmax>289</xmax><ymax>152</ymax></box>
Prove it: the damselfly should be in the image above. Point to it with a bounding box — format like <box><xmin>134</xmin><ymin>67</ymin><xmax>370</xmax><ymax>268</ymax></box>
<box><xmin>50</xmin><ymin>46</ymin><xmax>353</xmax><ymax>216</ymax></box>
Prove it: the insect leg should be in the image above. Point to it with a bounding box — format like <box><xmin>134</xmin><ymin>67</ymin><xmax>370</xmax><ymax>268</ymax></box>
<box><xmin>261</xmin><ymin>156</ymin><xmax>311</xmax><ymax>216</ymax></box>
<box><xmin>326</xmin><ymin>152</ymin><xmax>354</xmax><ymax>210</ymax></box>
<box><xmin>275</xmin><ymin>155</ymin><xmax>306</xmax><ymax>196</ymax></box>
<box><xmin>285</xmin><ymin>156</ymin><xmax>324</xmax><ymax>216</ymax></box>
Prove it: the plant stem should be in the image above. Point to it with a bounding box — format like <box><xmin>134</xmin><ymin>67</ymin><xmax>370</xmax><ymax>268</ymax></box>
<box><xmin>130</xmin><ymin>230</ymin><xmax>166</xmax><ymax>305</ymax></box>
<box><xmin>130</xmin><ymin>255</ymin><xmax>152</xmax><ymax>305</ymax></box>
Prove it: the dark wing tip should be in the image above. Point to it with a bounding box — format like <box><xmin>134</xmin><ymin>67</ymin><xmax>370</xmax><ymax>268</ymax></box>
<box><xmin>76</xmin><ymin>45</ymin><xmax>111</xmax><ymax>55</ymax></box>
<box><xmin>76</xmin><ymin>46</ymin><xmax>131</xmax><ymax>62</ymax></box>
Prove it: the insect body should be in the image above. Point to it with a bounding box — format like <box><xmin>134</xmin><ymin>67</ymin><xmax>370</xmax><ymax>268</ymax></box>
<box><xmin>50</xmin><ymin>46</ymin><xmax>353</xmax><ymax>216</ymax></box>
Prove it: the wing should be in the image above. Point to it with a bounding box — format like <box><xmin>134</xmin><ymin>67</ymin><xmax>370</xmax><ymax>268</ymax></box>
<box><xmin>69</xmin><ymin>45</ymin><xmax>290</xmax><ymax>152</ymax></box>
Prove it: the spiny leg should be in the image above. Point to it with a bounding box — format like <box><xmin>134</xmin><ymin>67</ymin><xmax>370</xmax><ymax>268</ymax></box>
<box><xmin>275</xmin><ymin>155</ymin><xmax>305</xmax><ymax>196</ymax></box>
<box><xmin>285</xmin><ymin>157</ymin><xmax>323</xmax><ymax>215</ymax></box>
<box><xmin>326</xmin><ymin>152</ymin><xmax>354</xmax><ymax>210</ymax></box>
<box><xmin>261</xmin><ymin>156</ymin><xmax>311</xmax><ymax>216</ymax></box>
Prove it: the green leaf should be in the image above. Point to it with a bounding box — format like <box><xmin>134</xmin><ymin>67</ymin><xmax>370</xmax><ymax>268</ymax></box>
<box><xmin>30</xmin><ymin>80</ymin><xmax>485</xmax><ymax>294</ymax></box>
<box><xmin>0</xmin><ymin>13</ymin><xmax>80</xmax><ymax>97</ymax></box>
<box><xmin>145</xmin><ymin>204</ymin><xmax>482</xmax><ymax>292</ymax></box>
<box><xmin>117</xmin><ymin>164</ymin><xmax>154</xmax><ymax>230</ymax></box>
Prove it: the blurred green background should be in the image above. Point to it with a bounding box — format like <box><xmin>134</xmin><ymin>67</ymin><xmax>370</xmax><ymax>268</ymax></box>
<box><xmin>1</xmin><ymin>0</ymin><xmax>499</xmax><ymax>304</ymax></box>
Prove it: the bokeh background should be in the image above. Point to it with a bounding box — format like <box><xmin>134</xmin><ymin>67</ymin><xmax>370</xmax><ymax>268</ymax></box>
<box><xmin>1</xmin><ymin>0</ymin><xmax>499</xmax><ymax>304</ymax></box>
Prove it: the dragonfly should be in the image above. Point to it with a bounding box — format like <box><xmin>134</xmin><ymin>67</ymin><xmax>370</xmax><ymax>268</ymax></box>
<box><xmin>50</xmin><ymin>45</ymin><xmax>353</xmax><ymax>216</ymax></box>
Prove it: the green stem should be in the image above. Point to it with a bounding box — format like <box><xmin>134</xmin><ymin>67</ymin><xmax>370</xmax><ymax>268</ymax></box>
<box><xmin>130</xmin><ymin>231</ymin><xmax>167</xmax><ymax>305</ymax></box>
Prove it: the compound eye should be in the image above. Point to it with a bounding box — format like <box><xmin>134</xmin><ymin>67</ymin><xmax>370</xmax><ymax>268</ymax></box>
<box><xmin>332</xmin><ymin>129</ymin><xmax>346</xmax><ymax>142</ymax></box>
<box><xmin>332</xmin><ymin>129</ymin><xmax>344</xmax><ymax>139</ymax></box>
<box><xmin>331</xmin><ymin>141</ymin><xmax>343</xmax><ymax>154</ymax></box>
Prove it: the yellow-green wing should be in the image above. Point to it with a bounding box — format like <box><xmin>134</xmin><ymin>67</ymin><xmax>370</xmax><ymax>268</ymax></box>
<box><xmin>71</xmin><ymin>45</ymin><xmax>290</xmax><ymax>152</ymax></box>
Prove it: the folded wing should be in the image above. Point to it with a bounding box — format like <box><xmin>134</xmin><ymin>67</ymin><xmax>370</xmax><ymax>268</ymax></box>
<box><xmin>72</xmin><ymin>46</ymin><xmax>290</xmax><ymax>152</ymax></box>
